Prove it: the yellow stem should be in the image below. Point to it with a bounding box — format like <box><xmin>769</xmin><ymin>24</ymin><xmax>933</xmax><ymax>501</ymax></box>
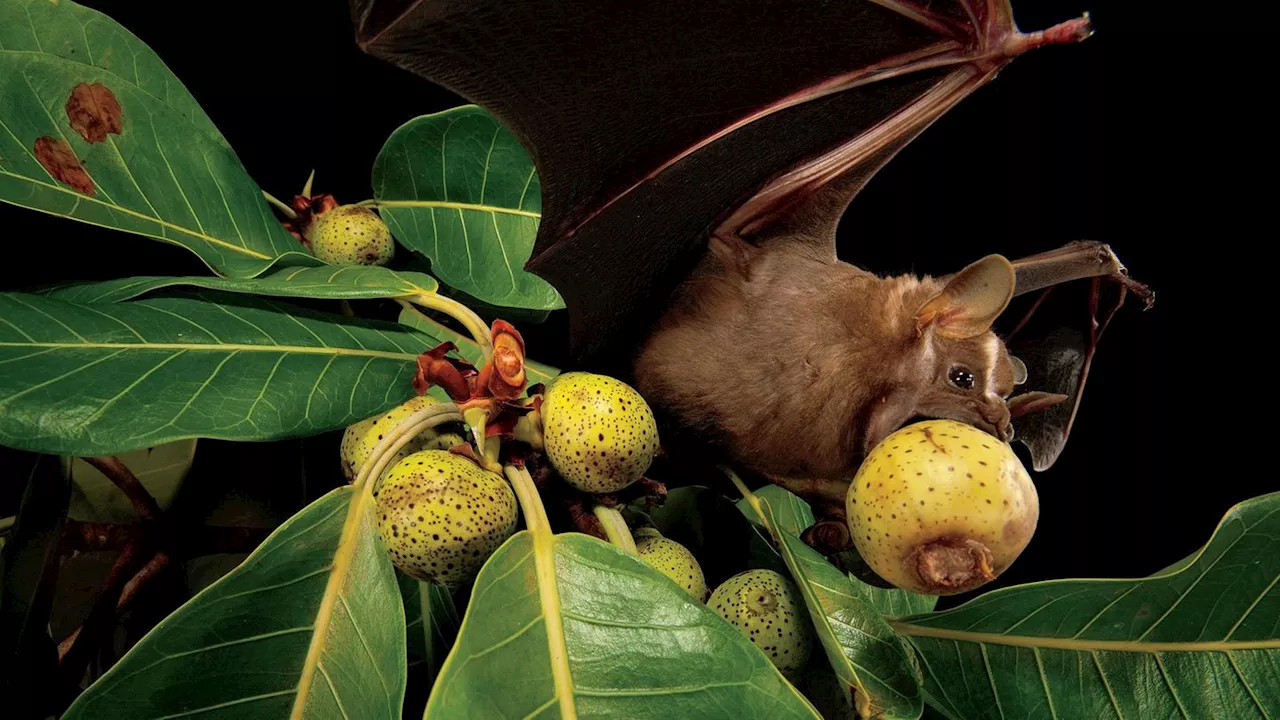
<box><xmin>504</xmin><ymin>464</ymin><xmax>577</xmax><ymax>719</ymax></box>
<box><xmin>353</xmin><ymin>403</ymin><xmax>462</xmax><ymax>491</ymax></box>
<box><xmin>506</xmin><ymin>464</ymin><xmax>550</xmax><ymax>535</ymax></box>
<box><xmin>721</xmin><ymin>465</ymin><xmax>766</xmax><ymax>521</ymax></box>
<box><xmin>409</xmin><ymin>293</ymin><xmax>492</xmax><ymax>361</ymax></box>
<box><xmin>262</xmin><ymin>190</ymin><xmax>297</xmax><ymax>220</ymax></box>
<box><xmin>592</xmin><ymin>506</ymin><xmax>637</xmax><ymax>556</ymax></box>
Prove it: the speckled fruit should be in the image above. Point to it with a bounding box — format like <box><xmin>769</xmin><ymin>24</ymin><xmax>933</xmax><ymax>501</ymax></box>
<box><xmin>541</xmin><ymin>372</ymin><xmax>659</xmax><ymax>493</ymax></box>
<box><xmin>636</xmin><ymin>536</ymin><xmax>708</xmax><ymax>601</ymax></box>
<box><xmin>308</xmin><ymin>205</ymin><xmax>395</xmax><ymax>266</ymax></box>
<box><xmin>374</xmin><ymin>450</ymin><xmax>518</xmax><ymax>587</ymax></box>
<box><xmin>421</xmin><ymin>432</ymin><xmax>466</xmax><ymax>452</ymax></box>
<box><xmin>340</xmin><ymin>396</ymin><xmax>446</xmax><ymax>481</ymax></box>
<box><xmin>846</xmin><ymin>419</ymin><xmax>1038</xmax><ymax>596</ymax></box>
<box><xmin>708</xmin><ymin>569</ymin><xmax>813</xmax><ymax>678</ymax></box>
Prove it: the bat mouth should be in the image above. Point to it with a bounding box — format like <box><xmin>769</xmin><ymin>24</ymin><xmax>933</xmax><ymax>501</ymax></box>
<box><xmin>897</xmin><ymin>414</ymin><xmax>1008</xmax><ymax>442</ymax></box>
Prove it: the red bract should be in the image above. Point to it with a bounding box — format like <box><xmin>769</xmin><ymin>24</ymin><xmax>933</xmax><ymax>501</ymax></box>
<box><xmin>477</xmin><ymin>320</ymin><xmax>527</xmax><ymax>400</ymax></box>
<box><xmin>281</xmin><ymin>192</ymin><xmax>339</xmax><ymax>248</ymax></box>
<box><xmin>412</xmin><ymin>321</ymin><xmax>535</xmax><ymax>447</ymax></box>
<box><xmin>413</xmin><ymin>342</ymin><xmax>477</xmax><ymax>401</ymax></box>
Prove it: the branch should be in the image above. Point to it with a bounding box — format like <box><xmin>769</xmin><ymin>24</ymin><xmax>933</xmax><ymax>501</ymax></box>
<box><xmin>82</xmin><ymin>456</ymin><xmax>162</xmax><ymax>520</ymax></box>
<box><xmin>58</xmin><ymin>540</ymin><xmax>150</xmax><ymax>673</ymax></box>
<box><xmin>60</xmin><ymin>521</ymin><xmax>271</xmax><ymax>556</ymax></box>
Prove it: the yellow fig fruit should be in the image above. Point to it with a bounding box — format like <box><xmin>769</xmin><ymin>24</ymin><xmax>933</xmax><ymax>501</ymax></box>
<box><xmin>540</xmin><ymin>372</ymin><xmax>659</xmax><ymax>493</ymax></box>
<box><xmin>846</xmin><ymin>419</ymin><xmax>1038</xmax><ymax>595</ymax></box>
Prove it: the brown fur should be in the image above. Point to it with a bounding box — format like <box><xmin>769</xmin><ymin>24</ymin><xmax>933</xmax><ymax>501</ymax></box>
<box><xmin>633</xmin><ymin>235</ymin><xmax>1020</xmax><ymax>480</ymax></box>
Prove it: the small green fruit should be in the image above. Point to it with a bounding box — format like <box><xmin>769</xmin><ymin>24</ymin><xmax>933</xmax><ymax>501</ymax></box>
<box><xmin>846</xmin><ymin>419</ymin><xmax>1039</xmax><ymax>595</ymax></box>
<box><xmin>708</xmin><ymin>569</ymin><xmax>813</xmax><ymax>677</ymax></box>
<box><xmin>635</xmin><ymin>535</ymin><xmax>708</xmax><ymax>601</ymax></box>
<box><xmin>308</xmin><ymin>205</ymin><xmax>395</xmax><ymax>266</ymax></box>
<box><xmin>340</xmin><ymin>396</ymin><xmax>447</xmax><ymax>481</ymax></box>
<box><xmin>541</xmin><ymin>372</ymin><xmax>659</xmax><ymax>493</ymax></box>
<box><xmin>375</xmin><ymin>450</ymin><xmax>518</xmax><ymax>586</ymax></box>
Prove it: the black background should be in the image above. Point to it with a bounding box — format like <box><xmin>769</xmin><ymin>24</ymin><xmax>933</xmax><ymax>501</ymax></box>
<box><xmin>0</xmin><ymin>0</ymin><xmax>1265</xmax><ymax>598</ymax></box>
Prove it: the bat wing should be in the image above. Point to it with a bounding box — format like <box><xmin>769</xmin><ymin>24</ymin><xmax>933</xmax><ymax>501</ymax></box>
<box><xmin>1003</xmin><ymin>277</ymin><xmax>1133</xmax><ymax>471</ymax></box>
<box><xmin>352</xmin><ymin>0</ymin><xmax>1091</xmax><ymax>366</ymax></box>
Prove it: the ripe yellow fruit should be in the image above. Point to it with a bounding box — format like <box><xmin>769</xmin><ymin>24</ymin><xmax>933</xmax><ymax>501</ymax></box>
<box><xmin>846</xmin><ymin>419</ymin><xmax>1038</xmax><ymax>595</ymax></box>
<box><xmin>374</xmin><ymin>450</ymin><xmax>518</xmax><ymax>587</ymax></box>
<box><xmin>540</xmin><ymin>372</ymin><xmax>659</xmax><ymax>493</ymax></box>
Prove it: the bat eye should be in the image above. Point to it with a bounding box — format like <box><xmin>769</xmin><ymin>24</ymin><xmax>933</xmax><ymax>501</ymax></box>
<box><xmin>948</xmin><ymin>366</ymin><xmax>976</xmax><ymax>390</ymax></box>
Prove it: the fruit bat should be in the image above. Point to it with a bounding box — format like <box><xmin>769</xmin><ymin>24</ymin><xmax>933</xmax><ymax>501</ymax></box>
<box><xmin>351</xmin><ymin>0</ymin><xmax>1152</xmax><ymax>479</ymax></box>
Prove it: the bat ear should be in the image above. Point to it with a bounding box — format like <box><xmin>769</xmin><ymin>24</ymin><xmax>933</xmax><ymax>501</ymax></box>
<box><xmin>1009</xmin><ymin>355</ymin><xmax>1028</xmax><ymax>385</ymax></box>
<box><xmin>915</xmin><ymin>255</ymin><xmax>1016</xmax><ymax>339</ymax></box>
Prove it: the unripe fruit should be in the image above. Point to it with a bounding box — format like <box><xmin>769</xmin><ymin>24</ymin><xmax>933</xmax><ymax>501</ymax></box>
<box><xmin>541</xmin><ymin>372</ymin><xmax>659</xmax><ymax>493</ymax></box>
<box><xmin>846</xmin><ymin>419</ymin><xmax>1038</xmax><ymax>595</ymax></box>
<box><xmin>708</xmin><ymin>569</ymin><xmax>813</xmax><ymax>678</ymax></box>
<box><xmin>635</xmin><ymin>535</ymin><xmax>708</xmax><ymax>601</ymax></box>
<box><xmin>422</xmin><ymin>432</ymin><xmax>466</xmax><ymax>452</ymax></box>
<box><xmin>375</xmin><ymin>450</ymin><xmax>518</xmax><ymax>587</ymax></box>
<box><xmin>340</xmin><ymin>396</ymin><xmax>447</xmax><ymax>482</ymax></box>
<box><xmin>308</xmin><ymin>205</ymin><xmax>395</xmax><ymax>266</ymax></box>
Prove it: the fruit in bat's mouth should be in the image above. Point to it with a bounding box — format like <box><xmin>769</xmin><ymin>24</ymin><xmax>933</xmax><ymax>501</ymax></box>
<box><xmin>845</xmin><ymin>419</ymin><xmax>1038</xmax><ymax>596</ymax></box>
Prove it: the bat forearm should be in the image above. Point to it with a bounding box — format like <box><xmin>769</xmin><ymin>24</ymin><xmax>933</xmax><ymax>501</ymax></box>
<box><xmin>1008</xmin><ymin>241</ymin><xmax>1154</xmax><ymax>305</ymax></box>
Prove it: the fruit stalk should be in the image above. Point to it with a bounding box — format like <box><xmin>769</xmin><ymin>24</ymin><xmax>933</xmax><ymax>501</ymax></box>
<box><xmin>410</xmin><ymin>292</ymin><xmax>494</xmax><ymax>361</ymax></box>
<box><xmin>592</xmin><ymin>505</ymin><xmax>638</xmax><ymax>556</ymax></box>
<box><xmin>506</xmin><ymin>464</ymin><xmax>552</xmax><ymax>537</ymax></box>
<box><xmin>352</xmin><ymin>402</ymin><xmax>463</xmax><ymax>490</ymax></box>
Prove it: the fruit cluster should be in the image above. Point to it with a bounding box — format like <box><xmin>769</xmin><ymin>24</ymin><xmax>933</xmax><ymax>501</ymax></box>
<box><xmin>340</xmin><ymin>320</ymin><xmax>1038</xmax><ymax>680</ymax></box>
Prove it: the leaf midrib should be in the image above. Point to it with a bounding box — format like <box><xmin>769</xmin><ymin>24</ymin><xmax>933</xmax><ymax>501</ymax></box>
<box><xmin>0</xmin><ymin>340</ymin><xmax>418</xmax><ymax>361</ymax></box>
<box><xmin>0</xmin><ymin>171</ymin><xmax>274</xmax><ymax>259</ymax></box>
<box><xmin>375</xmin><ymin>199</ymin><xmax>540</xmax><ymax>219</ymax></box>
<box><xmin>892</xmin><ymin>623</ymin><xmax>1280</xmax><ymax>653</ymax></box>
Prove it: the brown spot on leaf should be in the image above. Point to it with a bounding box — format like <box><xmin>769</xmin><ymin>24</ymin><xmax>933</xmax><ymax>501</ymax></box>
<box><xmin>34</xmin><ymin>137</ymin><xmax>94</xmax><ymax>195</ymax></box>
<box><xmin>66</xmin><ymin>82</ymin><xmax>123</xmax><ymax>143</ymax></box>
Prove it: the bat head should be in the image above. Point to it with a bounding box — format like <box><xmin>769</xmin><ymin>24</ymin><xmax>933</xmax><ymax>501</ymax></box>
<box><xmin>861</xmin><ymin>255</ymin><xmax>1023</xmax><ymax>458</ymax></box>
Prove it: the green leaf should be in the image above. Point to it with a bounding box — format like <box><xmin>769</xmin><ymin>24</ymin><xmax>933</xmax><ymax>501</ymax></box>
<box><xmin>738</xmin><ymin>485</ymin><xmax>925</xmax><ymax>720</ymax></box>
<box><xmin>400</xmin><ymin>575</ymin><xmax>459</xmax><ymax>691</ymax></box>
<box><xmin>64</xmin><ymin>485</ymin><xmax>406</xmax><ymax>719</ymax></box>
<box><xmin>0</xmin><ymin>0</ymin><xmax>311</xmax><ymax>276</ymax></box>
<box><xmin>372</xmin><ymin>106</ymin><xmax>563</xmax><ymax>311</ymax></box>
<box><xmin>848</xmin><ymin>574</ymin><xmax>937</xmax><ymax>619</ymax></box>
<box><xmin>427</xmin><ymin>528</ymin><xmax>821</xmax><ymax>718</ymax></box>
<box><xmin>739</xmin><ymin>484</ymin><xmax>816</xmax><ymax>536</ymax></box>
<box><xmin>736</xmin><ymin>484</ymin><xmax>817</xmax><ymax>576</ymax></box>
<box><xmin>0</xmin><ymin>291</ymin><xmax>434</xmax><ymax>455</ymax></box>
<box><xmin>395</xmin><ymin>304</ymin><xmax>559</xmax><ymax>387</ymax></box>
<box><xmin>43</xmin><ymin>266</ymin><xmax>440</xmax><ymax>304</ymax></box>
<box><xmin>896</xmin><ymin>492</ymin><xmax>1280</xmax><ymax>720</ymax></box>
<box><xmin>66</xmin><ymin>438</ymin><xmax>197</xmax><ymax>522</ymax></box>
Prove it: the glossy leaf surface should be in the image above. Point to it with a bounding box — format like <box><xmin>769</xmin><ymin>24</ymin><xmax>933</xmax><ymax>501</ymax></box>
<box><xmin>0</xmin><ymin>0</ymin><xmax>311</xmax><ymax>276</ymax></box>
<box><xmin>64</xmin><ymin>486</ymin><xmax>406</xmax><ymax>719</ymax></box>
<box><xmin>43</xmin><ymin>266</ymin><xmax>439</xmax><ymax>304</ymax></box>
<box><xmin>739</xmin><ymin>484</ymin><xmax>925</xmax><ymax>720</ymax></box>
<box><xmin>372</xmin><ymin>106</ymin><xmax>562</xmax><ymax>311</ymax></box>
<box><xmin>0</xmin><ymin>292</ymin><xmax>430</xmax><ymax>455</ymax></box>
<box><xmin>427</xmin><ymin>530</ymin><xmax>821</xmax><ymax>719</ymax></box>
<box><xmin>896</xmin><ymin>492</ymin><xmax>1280</xmax><ymax>720</ymax></box>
